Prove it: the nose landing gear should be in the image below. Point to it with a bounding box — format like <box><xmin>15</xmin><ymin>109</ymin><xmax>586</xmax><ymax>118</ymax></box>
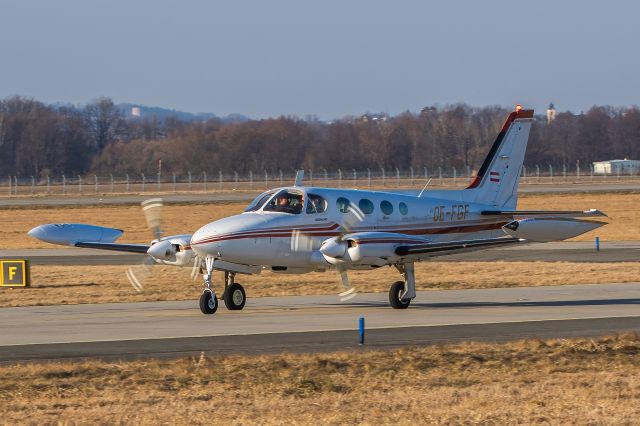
<box><xmin>200</xmin><ymin>257</ymin><xmax>218</xmax><ymax>315</ymax></box>
<box><xmin>199</xmin><ymin>290</ymin><xmax>218</xmax><ymax>314</ymax></box>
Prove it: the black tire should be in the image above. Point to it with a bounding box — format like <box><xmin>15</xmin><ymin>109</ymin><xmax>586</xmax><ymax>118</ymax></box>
<box><xmin>389</xmin><ymin>281</ymin><xmax>411</xmax><ymax>309</ymax></box>
<box><xmin>223</xmin><ymin>283</ymin><xmax>246</xmax><ymax>310</ymax></box>
<box><xmin>199</xmin><ymin>290</ymin><xmax>218</xmax><ymax>315</ymax></box>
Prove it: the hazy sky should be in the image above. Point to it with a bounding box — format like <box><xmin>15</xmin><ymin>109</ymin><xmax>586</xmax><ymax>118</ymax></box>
<box><xmin>0</xmin><ymin>1</ymin><xmax>638</xmax><ymax>119</ymax></box>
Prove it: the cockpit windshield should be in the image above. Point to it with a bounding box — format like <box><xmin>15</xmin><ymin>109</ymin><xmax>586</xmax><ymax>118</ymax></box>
<box><xmin>263</xmin><ymin>189</ymin><xmax>304</xmax><ymax>214</ymax></box>
<box><xmin>244</xmin><ymin>190</ymin><xmax>276</xmax><ymax>212</ymax></box>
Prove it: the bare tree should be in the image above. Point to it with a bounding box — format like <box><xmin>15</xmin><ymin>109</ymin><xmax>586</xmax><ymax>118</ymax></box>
<box><xmin>84</xmin><ymin>97</ymin><xmax>126</xmax><ymax>151</ymax></box>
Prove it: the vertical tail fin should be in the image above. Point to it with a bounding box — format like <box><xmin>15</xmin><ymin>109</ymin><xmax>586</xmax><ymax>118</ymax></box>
<box><xmin>465</xmin><ymin>106</ymin><xmax>534</xmax><ymax>209</ymax></box>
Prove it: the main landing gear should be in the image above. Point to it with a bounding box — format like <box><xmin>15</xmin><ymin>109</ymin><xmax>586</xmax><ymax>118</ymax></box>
<box><xmin>199</xmin><ymin>257</ymin><xmax>246</xmax><ymax>315</ymax></box>
<box><xmin>222</xmin><ymin>271</ymin><xmax>246</xmax><ymax>310</ymax></box>
<box><xmin>388</xmin><ymin>263</ymin><xmax>416</xmax><ymax>309</ymax></box>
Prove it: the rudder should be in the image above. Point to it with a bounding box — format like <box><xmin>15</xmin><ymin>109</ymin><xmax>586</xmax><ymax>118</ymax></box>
<box><xmin>466</xmin><ymin>107</ymin><xmax>534</xmax><ymax>209</ymax></box>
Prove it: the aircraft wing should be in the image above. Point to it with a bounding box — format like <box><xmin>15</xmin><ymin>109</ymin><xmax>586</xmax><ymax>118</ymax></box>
<box><xmin>394</xmin><ymin>236</ymin><xmax>524</xmax><ymax>260</ymax></box>
<box><xmin>481</xmin><ymin>209</ymin><xmax>607</xmax><ymax>218</ymax></box>
<box><xmin>74</xmin><ymin>241</ymin><xmax>150</xmax><ymax>253</ymax></box>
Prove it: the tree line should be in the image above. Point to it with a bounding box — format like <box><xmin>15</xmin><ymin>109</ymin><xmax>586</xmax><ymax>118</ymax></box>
<box><xmin>1</xmin><ymin>95</ymin><xmax>639</xmax><ymax>178</ymax></box>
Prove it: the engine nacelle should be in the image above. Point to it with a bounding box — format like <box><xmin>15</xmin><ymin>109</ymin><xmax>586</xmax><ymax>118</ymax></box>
<box><xmin>318</xmin><ymin>232</ymin><xmax>428</xmax><ymax>267</ymax></box>
<box><xmin>346</xmin><ymin>241</ymin><xmax>397</xmax><ymax>263</ymax></box>
<box><xmin>502</xmin><ymin>218</ymin><xmax>606</xmax><ymax>242</ymax></box>
<box><xmin>149</xmin><ymin>235</ymin><xmax>194</xmax><ymax>266</ymax></box>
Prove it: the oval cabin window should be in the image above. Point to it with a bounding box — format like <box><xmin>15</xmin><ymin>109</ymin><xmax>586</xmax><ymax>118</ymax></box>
<box><xmin>358</xmin><ymin>199</ymin><xmax>374</xmax><ymax>214</ymax></box>
<box><xmin>380</xmin><ymin>200</ymin><xmax>393</xmax><ymax>215</ymax></box>
<box><xmin>336</xmin><ymin>197</ymin><xmax>351</xmax><ymax>213</ymax></box>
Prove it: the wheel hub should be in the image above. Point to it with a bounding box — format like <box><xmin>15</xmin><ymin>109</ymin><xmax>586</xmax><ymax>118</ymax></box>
<box><xmin>232</xmin><ymin>289</ymin><xmax>244</xmax><ymax>305</ymax></box>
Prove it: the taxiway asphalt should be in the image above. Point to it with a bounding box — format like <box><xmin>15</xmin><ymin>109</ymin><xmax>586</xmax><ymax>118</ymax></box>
<box><xmin>1</xmin><ymin>283</ymin><xmax>639</xmax><ymax>362</ymax></box>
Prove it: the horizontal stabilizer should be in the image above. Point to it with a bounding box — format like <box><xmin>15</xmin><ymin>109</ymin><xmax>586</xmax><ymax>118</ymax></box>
<box><xmin>481</xmin><ymin>209</ymin><xmax>607</xmax><ymax>218</ymax></box>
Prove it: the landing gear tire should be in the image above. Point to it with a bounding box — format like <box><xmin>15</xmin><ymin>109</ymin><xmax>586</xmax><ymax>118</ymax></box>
<box><xmin>199</xmin><ymin>290</ymin><xmax>218</xmax><ymax>315</ymax></box>
<box><xmin>223</xmin><ymin>283</ymin><xmax>246</xmax><ymax>310</ymax></box>
<box><xmin>389</xmin><ymin>281</ymin><xmax>411</xmax><ymax>309</ymax></box>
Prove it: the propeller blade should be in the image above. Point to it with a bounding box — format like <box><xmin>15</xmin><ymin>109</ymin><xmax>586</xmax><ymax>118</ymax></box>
<box><xmin>290</xmin><ymin>229</ymin><xmax>315</xmax><ymax>253</ymax></box>
<box><xmin>126</xmin><ymin>257</ymin><xmax>155</xmax><ymax>292</ymax></box>
<box><xmin>190</xmin><ymin>255</ymin><xmax>202</xmax><ymax>281</ymax></box>
<box><xmin>141</xmin><ymin>198</ymin><xmax>164</xmax><ymax>240</ymax></box>
<box><xmin>341</xmin><ymin>204</ymin><xmax>365</xmax><ymax>234</ymax></box>
<box><xmin>339</xmin><ymin>286</ymin><xmax>356</xmax><ymax>302</ymax></box>
<box><xmin>337</xmin><ymin>266</ymin><xmax>357</xmax><ymax>302</ymax></box>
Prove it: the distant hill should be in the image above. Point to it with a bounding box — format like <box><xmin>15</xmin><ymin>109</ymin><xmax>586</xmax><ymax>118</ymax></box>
<box><xmin>118</xmin><ymin>103</ymin><xmax>248</xmax><ymax>123</ymax></box>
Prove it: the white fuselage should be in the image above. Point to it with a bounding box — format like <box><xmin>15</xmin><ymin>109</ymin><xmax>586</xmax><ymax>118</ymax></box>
<box><xmin>190</xmin><ymin>187</ymin><xmax>508</xmax><ymax>271</ymax></box>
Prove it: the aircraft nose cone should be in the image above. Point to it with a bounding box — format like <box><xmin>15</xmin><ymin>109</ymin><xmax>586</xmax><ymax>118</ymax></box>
<box><xmin>190</xmin><ymin>225</ymin><xmax>221</xmax><ymax>257</ymax></box>
<box><xmin>190</xmin><ymin>214</ymin><xmax>270</xmax><ymax>259</ymax></box>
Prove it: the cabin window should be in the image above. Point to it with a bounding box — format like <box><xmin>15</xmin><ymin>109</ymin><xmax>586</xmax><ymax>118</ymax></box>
<box><xmin>263</xmin><ymin>189</ymin><xmax>304</xmax><ymax>214</ymax></box>
<box><xmin>359</xmin><ymin>199</ymin><xmax>374</xmax><ymax>214</ymax></box>
<box><xmin>399</xmin><ymin>202</ymin><xmax>409</xmax><ymax>215</ymax></box>
<box><xmin>244</xmin><ymin>190</ymin><xmax>275</xmax><ymax>212</ymax></box>
<box><xmin>380</xmin><ymin>200</ymin><xmax>393</xmax><ymax>215</ymax></box>
<box><xmin>306</xmin><ymin>193</ymin><xmax>327</xmax><ymax>214</ymax></box>
<box><xmin>336</xmin><ymin>197</ymin><xmax>351</xmax><ymax>213</ymax></box>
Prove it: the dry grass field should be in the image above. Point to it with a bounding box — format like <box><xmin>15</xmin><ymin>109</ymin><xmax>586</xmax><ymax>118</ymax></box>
<box><xmin>2</xmin><ymin>261</ymin><xmax>640</xmax><ymax>308</ymax></box>
<box><xmin>2</xmin><ymin>201</ymin><xmax>245</xmax><ymax>249</ymax></box>
<box><xmin>2</xmin><ymin>191</ymin><xmax>639</xmax><ymax>249</ymax></box>
<box><xmin>1</xmin><ymin>334</ymin><xmax>639</xmax><ymax>424</ymax></box>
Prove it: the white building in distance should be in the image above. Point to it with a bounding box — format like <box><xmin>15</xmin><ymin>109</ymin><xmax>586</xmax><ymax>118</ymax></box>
<box><xmin>592</xmin><ymin>159</ymin><xmax>640</xmax><ymax>175</ymax></box>
<box><xmin>547</xmin><ymin>103</ymin><xmax>556</xmax><ymax>123</ymax></box>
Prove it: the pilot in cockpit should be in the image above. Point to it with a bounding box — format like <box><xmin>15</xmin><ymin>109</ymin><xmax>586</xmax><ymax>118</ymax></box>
<box><xmin>271</xmin><ymin>192</ymin><xmax>303</xmax><ymax>214</ymax></box>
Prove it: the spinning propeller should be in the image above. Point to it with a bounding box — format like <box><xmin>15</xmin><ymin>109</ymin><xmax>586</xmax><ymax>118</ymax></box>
<box><xmin>125</xmin><ymin>198</ymin><xmax>165</xmax><ymax>292</ymax></box>
<box><xmin>126</xmin><ymin>198</ymin><xmax>190</xmax><ymax>292</ymax></box>
<box><xmin>142</xmin><ymin>198</ymin><xmax>164</xmax><ymax>240</ymax></box>
<box><xmin>291</xmin><ymin>203</ymin><xmax>365</xmax><ymax>301</ymax></box>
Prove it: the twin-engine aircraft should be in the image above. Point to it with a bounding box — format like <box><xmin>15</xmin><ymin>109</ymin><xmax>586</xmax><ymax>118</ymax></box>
<box><xmin>29</xmin><ymin>106</ymin><xmax>607</xmax><ymax>315</ymax></box>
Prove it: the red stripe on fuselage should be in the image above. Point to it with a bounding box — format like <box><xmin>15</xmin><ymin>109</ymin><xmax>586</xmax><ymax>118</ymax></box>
<box><xmin>191</xmin><ymin>221</ymin><xmax>508</xmax><ymax>245</ymax></box>
<box><xmin>191</xmin><ymin>223</ymin><xmax>341</xmax><ymax>245</ymax></box>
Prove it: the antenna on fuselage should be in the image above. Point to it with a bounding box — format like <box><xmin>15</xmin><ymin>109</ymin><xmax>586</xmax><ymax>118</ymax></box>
<box><xmin>294</xmin><ymin>170</ymin><xmax>304</xmax><ymax>187</ymax></box>
<box><xmin>417</xmin><ymin>178</ymin><xmax>432</xmax><ymax>198</ymax></box>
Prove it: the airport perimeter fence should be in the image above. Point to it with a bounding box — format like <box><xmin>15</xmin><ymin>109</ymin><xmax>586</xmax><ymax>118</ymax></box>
<box><xmin>3</xmin><ymin>164</ymin><xmax>640</xmax><ymax>197</ymax></box>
